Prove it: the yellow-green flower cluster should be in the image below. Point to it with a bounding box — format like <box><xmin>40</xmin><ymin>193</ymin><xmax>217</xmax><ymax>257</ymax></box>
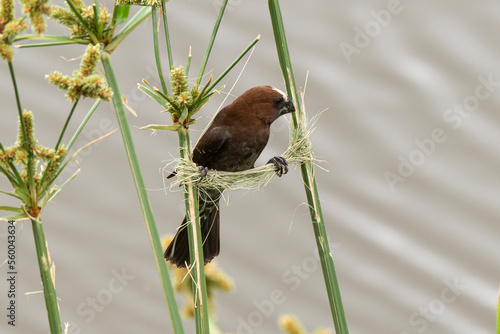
<box><xmin>49</xmin><ymin>0</ymin><xmax>110</xmax><ymax>37</ymax></box>
<box><xmin>278</xmin><ymin>314</ymin><xmax>332</xmax><ymax>334</ymax></box>
<box><xmin>0</xmin><ymin>0</ymin><xmax>27</xmax><ymax>61</ymax></box>
<box><xmin>46</xmin><ymin>44</ymin><xmax>112</xmax><ymax>102</ymax></box>
<box><xmin>19</xmin><ymin>0</ymin><xmax>50</xmax><ymax>34</ymax></box>
<box><xmin>169</xmin><ymin>66</ymin><xmax>200</xmax><ymax>110</ymax></box>
<box><xmin>163</xmin><ymin>66</ymin><xmax>202</xmax><ymax>126</ymax></box>
<box><xmin>0</xmin><ymin>111</ymin><xmax>67</xmax><ymax>192</ymax></box>
<box><xmin>170</xmin><ymin>66</ymin><xmax>189</xmax><ymax>98</ymax></box>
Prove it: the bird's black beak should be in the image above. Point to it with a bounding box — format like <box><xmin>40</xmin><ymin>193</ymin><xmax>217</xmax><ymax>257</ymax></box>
<box><xmin>279</xmin><ymin>99</ymin><xmax>295</xmax><ymax>117</ymax></box>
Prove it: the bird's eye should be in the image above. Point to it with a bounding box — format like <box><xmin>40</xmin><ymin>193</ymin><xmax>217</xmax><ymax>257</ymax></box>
<box><xmin>273</xmin><ymin>97</ymin><xmax>284</xmax><ymax>107</ymax></box>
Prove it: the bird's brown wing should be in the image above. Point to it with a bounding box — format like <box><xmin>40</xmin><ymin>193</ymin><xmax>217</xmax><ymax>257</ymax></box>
<box><xmin>192</xmin><ymin>126</ymin><xmax>231</xmax><ymax>168</ymax></box>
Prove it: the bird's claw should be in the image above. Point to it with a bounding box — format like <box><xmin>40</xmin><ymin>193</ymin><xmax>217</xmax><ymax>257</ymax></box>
<box><xmin>166</xmin><ymin>166</ymin><xmax>208</xmax><ymax>182</ymax></box>
<box><xmin>198</xmin><ymin>165</ymin><xmax>209</xmax><ymax>181</ymax></box>
<box><xmin>267</xmin><ymin>156</ymin><xmax>288</xmax><ymax>177</ymax></box>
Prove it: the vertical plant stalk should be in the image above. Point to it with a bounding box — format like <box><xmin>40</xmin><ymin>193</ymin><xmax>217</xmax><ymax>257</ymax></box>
<box><xmin>177</xmin><ymin>127</ymin><xmax>210</xmax><ymax>333</ymax></box>
<box><xmin>66</xmin><ymin>99</ymin><xmax>101</xmax><ymax>151</ymax></box>
<box><xmin>105</xmin><ymin>7</ymin><xmax>152</xmax><ymax>53</ymax></box>
<box><xmin>157</xmin><ymin>3</ymin><xmax>211</xmax><ymax>331</ymax></box>
<box><xmin>8</xmin><ymin>61</ymin><xmax>35</xmax><ymax>192</ymax></box>
<box><xmin>497</xmin><ymin>284</ymin><xmax>500</xmax><ymax>334</ymax></box>
<box><xmin>151</xmin><ymin>7</ymin><xmax>168</xmax><ymax>94</ymax></box>
<box><xmin>55</xmin><ymin>98</ymin><xmax>80</xmax><ymax>150</ymax></box>
<box><xmin>39</xmin><ymin>98</ymin><xmax>81</xmax><ymax>191</ymax></box>
<box><xmin>196</xmin><ymin>0</ymin><xmax>228</xmax><ymax>85</ymax></box>
<box><xmin>38</xmin><ymin>99</ymin><xmax>102</xmax><ymax>198</ymax></box>
<box><xmin>31</xmin><ymin>217</ymin><xmax>62</xmax><ymax>334</ymax></box>
<box><xmin>161</xmin><ymin>0</ymin><xmax>173</xmax><ymax>71</ymax></box>
<box><xmin>9</xmin><ymin>60</ymin><xmax>62</xmax><ymax>332</ymax></box>
<box><xmin>268</xmin><ymin>1</ymin><xmax>349</xmax><ymax>333</ymax></box>
<box><xmin>100</xmin><ymin>51</ymin><xmax>185</xmax><ymax>333</ymax></box>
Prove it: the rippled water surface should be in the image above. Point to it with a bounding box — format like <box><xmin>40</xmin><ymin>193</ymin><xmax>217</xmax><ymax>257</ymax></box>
<box><xmin>0</xmin><ymin>1</ymin><xmax>499</xmax><ymax>333</ymax></box>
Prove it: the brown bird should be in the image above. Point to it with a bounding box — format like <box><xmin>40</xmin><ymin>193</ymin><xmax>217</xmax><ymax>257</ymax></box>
<box><xmin>164</xmin><ymin>85</ymin><xmax>295</xmax><ymax>268</ymax></box>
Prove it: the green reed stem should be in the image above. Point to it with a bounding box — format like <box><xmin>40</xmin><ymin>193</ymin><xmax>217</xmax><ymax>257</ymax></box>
<box><xmin>161</xmin><ymin>0</ymin><xmax>173</xmax><ymax>71</ymax></box>
<box><xmin>55</xmin><ymin>98</ymin><xmax>79</xmax><ymax>150</ymax></box>
<box><xmin>101</xmin><ymin>51</ymin><xmax>185</xmax><ymax>333</ymax></box>
<box><xmin>151</xmin><ymin>7</ymin><xmax>168</xmax><ymax>94</ymax></box>
<box><xmin>8</xmin><ymin>61</ymin><xmax>34</xmax><ymax>190</ymax></box>
<box><xmin>196</xmin><ymin>0</ymin><xmax>228</xmax><ymax>85</ymax></box>
<box><xmin>66</xmin><ymin>99</ymin><xmax>101</xmax><ymax>152</ymax></box>
<box><xmin>268</xmin><ymin>1</ymin><xmax>349</xmax><ymax>333</ymax></box>
<box><xmin>177</xmin><ymin>126</ymin><xmax>210</xmax><ymax>333</ymax></box>
<box><xmin>31</xmin><ymin>217</ymin><xmax>63</xmax><ymax>334</ymax></box>
<box><xmin>497</xmin><ymin>285</ymin><xmax>500</xmax><ymax>334</ymax></box>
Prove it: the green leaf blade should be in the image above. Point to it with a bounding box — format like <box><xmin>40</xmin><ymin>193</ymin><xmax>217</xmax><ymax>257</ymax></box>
<box><xmin>101</xmin><ymin>51</ymin><xmax>185</xmax><ymax>333</ymax></box>
<box><xmin>138</xmin><ymin>84</ymin><xmax>170</xmax><ymax>110</ymax></box>
<box><xmin>268</xmin><ymin>1</ymin><xmax>349</xmax><ymax>333</ymax></box>
<box><xmin>0</xmin><ymin>206</ymin><xmax>24</xmax><ymax>213</ymax></box>
<box><xmin>114</xmin><ymin>5</ymin><xmax>131</xmax><ymax>27</ymax></box>
<box><xmin>140</xmin><ymin>124</ymin><xmax>181</xmax><ymax>131</ymax></box>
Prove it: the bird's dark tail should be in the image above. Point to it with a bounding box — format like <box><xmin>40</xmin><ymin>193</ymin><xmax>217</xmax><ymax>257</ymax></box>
<box><xmin>164</xmin><ymin>202</ymin><xmax>220</xmax><ymax>268</ymax></box>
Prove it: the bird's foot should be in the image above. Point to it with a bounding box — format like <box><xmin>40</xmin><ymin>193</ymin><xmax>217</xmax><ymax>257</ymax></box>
<box><xmin>166</xmin><ymin>166</ymin><xmax>208</xmax><ymax>182</ymax></box>
<box><xmin>198</xmin><ymin>165</ymin><xmax>209</xmax><ymax>181</ymax></box>
<box><xmin>267</xmin><ymin>156</ymin><xmax>289</xmax><ymax>177</ymax></box>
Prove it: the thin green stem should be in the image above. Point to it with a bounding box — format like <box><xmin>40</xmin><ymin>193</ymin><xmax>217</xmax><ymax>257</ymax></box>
<box><xmin>8</xmin><ymin>61</ymin><xmax>35</xmax><ymax>197</ymax></box>
<box><xmin>14</xmin><ymin>34</ymin><xmax>88</xmax><ymax>47</ymax></box>
<box><xmin>0</xmin><ymin>142</ymin><xmax>22</xmax><ymax>186</ymax></box>
<box><xmin>16</xmin><ymin>41</ymin><xmax>85</xmax><ymax>48</ymax></box>
<box><xmin>185</xmin><ymin>47</ymin><xmax>192</xmax><ymax>78</ymax></box>
<box><xmin>108</xmin><ymin>4</ymin><xmax>129</xmax><ymax>44</ymax></box>
<box><xmin>268</xmin><ymin>3</ymin><xmax>298</xmax><ymax>127</ymax></box>
<box><xmin>0</xmin><ymin>190</ymin><xmax>22</xmax><ymax>200</ymax></box>
<box><xmin>8</xmin><ymin>62</ymin><xmax>28</xmax><ymax>153</ymax></box>
<box><xmin>205</xmin><ymin>34</ymin><xmax>260</xmax><ymax>94</ymax></box>
<box><xmin>497</xmin><ymin>285</ymin><xmax>500</xmax><ymax>334</ymax></box>
<box><xmin>268</xmin><ymin>1</ymin><xmax>349</xmax><ymax>333</ymax></box>
<box><xmin>192</xmin><ymin>34</ymin><xmax>259</xmax><ymax>113</ymax></box>
<box><xmin>151</xmin><ymin>7</ymin><xmax>168</xmax><ymax>94</ymax></box>
<box><xmin>93</xmin><ymin>0</ymin><xmax>101</xmax><ymax>39</ymax></box>
<box><xmin>161</xmin><ymin>0</ymin><xmax>173</xmax><ymax>71</ymax></box>
<box><xmin>177</xmin><ymin>127</ymin><xmax>210</xmax><ymax>333</ymax></box>
<box><xmin>101</xmin><ymin>51</ymin><xmax>184</xmax><ymax>333</ymax></box>
<box><xmin>55</xmin><ymin>98</ymin><xmax>79</xmax><ymax>150</ymax></box>
<box><xmin>67</xmin><ymin>99</ymin><xmax>101</xmax><ymax>152</ymax></box>
<box><xmin>0</xmin><ymin>206</ymin><xmax>24</xmax><ymax>213</ymax></box>
<box><xmin>38</xmin><ymin>99</ymin><xmax>101</xmax><ymax>197</ymax></box>
<box><xmin>196</xmin><ymin>0</ymin><xmax>228</xmax><ymax>85</ymax></box>
<box><xmin>64</xmin><ymin>0</ymin><xmax>99</xmax><ymax>44</ymax></box>
<box><xmin>14</xmin><ymin>34</ymin><xmax>89</xmax><ymax>44</ymax></box>
<box><xmin>31</xmin><ymin>217</ymin><xmax>62</xmax><ymax>334</ymax></box>
<box><xmin>106</xmin><ymin>7</ymin><xmax>151</xmax><ymax>53</ymax></box>
<box><xmin>0</xmin><ymin>164</ymin><xmax>18</xmax><ymax>188</ymax></box>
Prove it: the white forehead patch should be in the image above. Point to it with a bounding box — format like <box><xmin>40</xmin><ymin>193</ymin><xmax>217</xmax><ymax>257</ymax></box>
<box><xmin>272</xmin><ymin>87</ymin><xmax>288</xmax><ymax>100</ymax></box>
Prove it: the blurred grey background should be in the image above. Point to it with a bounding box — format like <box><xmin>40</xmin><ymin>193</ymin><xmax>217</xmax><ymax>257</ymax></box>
<box><xmin>1</xmin><ymin>0</ymin><xmax>499</xmax><ymax>333</ymax></box>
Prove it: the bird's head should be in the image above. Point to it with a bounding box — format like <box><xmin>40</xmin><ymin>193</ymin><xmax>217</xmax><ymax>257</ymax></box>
<box><xmin>228</xmin><ymin>85</ymin><xmax>295</xmax><ymax>125</ymax></box>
